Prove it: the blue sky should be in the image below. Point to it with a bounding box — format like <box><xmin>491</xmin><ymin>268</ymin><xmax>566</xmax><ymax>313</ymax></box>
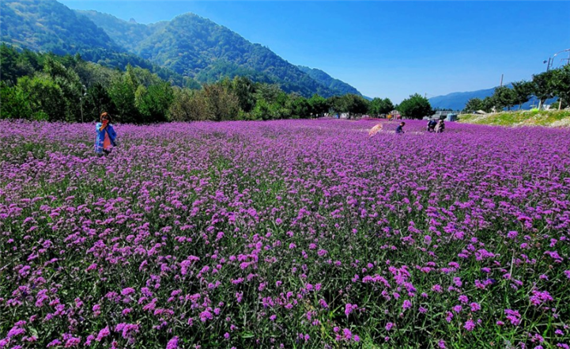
<box><xmin>61</xmin><ymin>1</ymin><xmax>570</xmax><ymax>102</ymax></box>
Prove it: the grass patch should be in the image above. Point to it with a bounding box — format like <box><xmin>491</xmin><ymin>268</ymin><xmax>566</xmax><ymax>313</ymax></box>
<box><xmin>459</xmin><ymin>109</ymin><xmax>570</xmax><ymax>127</ymax></box>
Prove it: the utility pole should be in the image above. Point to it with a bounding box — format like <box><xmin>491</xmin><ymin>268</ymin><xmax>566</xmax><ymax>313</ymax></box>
<box><xmin>500</xmin><ymin>74</ymin><xmax>503</xmax><ymax>87</ymax></box>
<box><xmin>548</xmin><ymin>49</ymin><xmax>570</xmax><ymax>71</ymax></box>
<box><xmin>80</xmin><ymin>85</ymin><xmax>87</xmax><ymax>123</ymax></box>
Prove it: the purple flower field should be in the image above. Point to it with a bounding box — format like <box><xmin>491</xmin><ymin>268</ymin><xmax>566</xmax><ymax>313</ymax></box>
<box><xmin>1</xmin><ymin>119</ymin><xmax>569</xmax><ymax>348</ymax></box>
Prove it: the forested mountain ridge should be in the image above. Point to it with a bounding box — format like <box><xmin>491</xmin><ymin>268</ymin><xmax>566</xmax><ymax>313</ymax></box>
<box><xmin>75</xmin><ymin>10</ymin><xmax>165</xmax><ymax>53</ymax></box>
<box><xmin>0</xmin><ymin>0</ymin><xmax>119</xmax><ymax>54</ymax></box>
<box><xmin>1</xmin><ymin>0</ymin><xmax>363</xmax><ymax>97</ymax></box>
<box><xmin>79</xmin><ymin>10</ymin><xmax>360</xmax><ymax>97</ymax></box>
<box><xmin>297</xmin><ymin>66</ymin><xmax>362</xmax><ymax>96</ymax></box>
<box><xmin>0</xmin><ymin>1</ymin><xmax>199</xmax><ymax>87</ymax></box>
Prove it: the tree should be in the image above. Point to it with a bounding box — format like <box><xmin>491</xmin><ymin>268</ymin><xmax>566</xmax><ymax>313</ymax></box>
<box><xmin>0</xmin><ymin>81</ymin><xmax>32</xmax><ymax>119</ymax></box>
<box><xmin>109</xmin><ymin>77</ymin><xmax>139</xmax><ymax>123</ymax></box>
<box><xmin>511</xmin><ymin>81</ymin><xmax>534</xmax><ymax>110</ymax></box>
<box><xmin>43</xmin><ymin>57</ymin><xmax>83</xmax><ymax>121</ymax></box>
<box><xmin>169</xmin><ymin>88</ymin><xmax>209</xmax><ymax>121</ymax></box>
<box><xmin>251</xmin><ymin>98</ymin><xmax>272</xmax><ymax>121</ymax></box>
<box><xmin>308</xmin><ymin>94</ymin><xmax>328</xmax><ymax>117</ymax></box>
<box><xmin>131</xmin><ymin>67</ymin><xmax>164</xmax><ymax>87</ymax></box>
<box><xmin>290</xmin><ymin>96</ymin><xmax>311</xmax><ymax>119</ymax></box>
<box><xmin>551</xmin><ymin>65</ymin><xmax>570</xmax><ymax>108</ymax></box>
<box><xmin>532</xmin><ymin>70</ymin><xmax>557</xmax><ymax>110</ymax></box>
<box><xmin>481</xmin><ymin>96</ymin><xmax>496</xmax><ymax>113</ymax></box>
<box><xmin>398</xmin><ymin>93</ymin><xmax>433</xmax><ymax>119</ymax></box>
<box><xmin>201</xmin><ymin>83</ymin><xmax>240</xmax><ymax>121</ymax></box>
<box><xmin>108</xmin><ymin>65</ymin><xmax>141</xmax><ymax>123</ymax></box>
<box><xmin>0</xmin><ymin>44</ymin><xmax>19</xmax><ymax>85</ymax></box>
<box><xmin>254</xmin><ymin>83</ymin><xmax>282</xmax><ymax>104</ymax></box>
<box><xmin>328</xmin><ymin>95</ymin><xmax>348</xmax><ymax>117</ymax></box>
<box><xmin>463</xmin><ymin>98</ymin><xmax>484</xmax><ymax>113</ymax></box>
<box><xmin>83</xmin><ymin>83</ymin><xmax>117</xmax><ymax>121</ymax></box>
<box><xmin>368</xmin><ymin>97</ymin><xmax>394</xmax><ymax>116</ymax></box>
<box><xmin>345</xmin><ymin>94</ymin><xmax>369</xmax><ymax>117</ymax></box>
<box><xmin>492</xmin><ymin>86</ymin><xmax>517</xmax><ymax>111</ymax></box>
<box><xmin>135</xmin><ymin>82</ymin><xmax>174</xmax><ymax>123</ymax></box>
<box><xmin>230</xmin><ymin>76</ymin><xmax>256</xmax><ymax>113</ymax></box>
<box><xmin>326</xmin><ymin>94</ymin><xmax>368</xmax><ymax>118</ymax></box>
<box><xmin>16</xmin><ymin>74</ymin><xmax>67</xmax><ymax>121</ymax></box>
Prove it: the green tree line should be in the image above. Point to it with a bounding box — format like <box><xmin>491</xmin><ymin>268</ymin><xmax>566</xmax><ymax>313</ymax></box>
<box><xmin>463</xmin><ymin>66</ymin><xmax>570</xmax><ymax>113</ymax></box>
<box><xmin>2</xmin><ymin>45</ymin><xmax>417</xmax><ymax>123</ymax></box>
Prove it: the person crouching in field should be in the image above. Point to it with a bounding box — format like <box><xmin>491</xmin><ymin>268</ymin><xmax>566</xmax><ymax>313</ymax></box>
<box><xmin>95</xmin><ymin>112</ymin><xmax>117</xmax><ymax>155</ymax></box>
<box><xmin>435</xmin><ymin>119</ymin><xmax>445</xmax><ymax>133</ymax></box>
<box><xmin>396</xmin><ymin>122</ymin><xmax>405</xmax><ymax>134</ymax></box>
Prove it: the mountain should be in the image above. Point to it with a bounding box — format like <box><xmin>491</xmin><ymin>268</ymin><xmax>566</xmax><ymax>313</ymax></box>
<box><xmin>75</xmin><ymin>10</ymin><xmax>165</xmax><ymax>53</ymax></box>
<box><xmin>1</xmin><ymin>1</ymin><xmax>362</xmax><ymax>97</ymax></box>
<box><xmin>78</xmin><ymin>10</ymin><xmax>358</xmax><ymax>97</ymax></box>
<box><xmin>0</xmin><ymin>0</ymin><xmax>118</xmax><ymax>54</ymax></box>
<box><xmin>297</xmin><ymin>66</ymin><xmax>362</xmax><ymax>96</ymax></box>
<box><xmin>428</xmin><ymin>84</ymin><xmax>552</xmax><ymax>111</ymax></box>
<box><xmin>0</xmin><ymin>0</ymin><xmax>192</xmax><ymax>86</ymax></box>
<box><xmin>428</xmin><ymin>87</ymin><xmax>498</xmax><ymax>111</ymax></box>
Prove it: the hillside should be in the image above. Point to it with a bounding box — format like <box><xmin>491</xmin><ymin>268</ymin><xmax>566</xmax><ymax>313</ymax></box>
<box><xmin>459</xmin><ymin>109</ymin><xmax>570</xmax><ymax>127</ymax></box>
<box><xmin>297</xmin><ymin>66</ymin><xmax>362</xmax><ymax>96</ymax></box>
<box><xmin>0</xmin><ymin>0</ymin><xmax>193</xmax><ymax>86</ymax></box>
<box><xmin>75</xmin><ymin>10</ymin><xmax>160</xmax><ymax>52</ymax></box>
<box><xmin>2</xmin><ymin>1</ymin><xmax>363</xmax><ymax>97</ymax></box>
<box><xmin>78</xmin><ymin>10</ymin><xmax>356</xmax><ymax>97</ymax></box>
<box><xmin>0</xmin><ymin>0</ymin><xmax>118</xmax><ymax>54</ymax></box>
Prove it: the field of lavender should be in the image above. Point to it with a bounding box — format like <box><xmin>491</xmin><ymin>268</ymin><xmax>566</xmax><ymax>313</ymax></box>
<box><xmin>1</xmin><ymin>119</ymin><xmax>569</xmax><ymax>349</ymax></box>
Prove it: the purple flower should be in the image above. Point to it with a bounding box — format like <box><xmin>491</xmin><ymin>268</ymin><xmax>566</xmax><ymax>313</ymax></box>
<box><xmin>345</xmin><ymin>303</ymin><xmax>358</xmax><ymax>316</ymax></box>
<box><xmin>47</xmin><ymin>340</ymin><xmax>62</xmax><ymax>348</ymax></box>
<box><xmin>464</xmin><ymin>319</ymin><xmax>476</xmax><ymax>331</ymax></box>
<box><xmin>96</xmin><ymin>327</ymin><xmax>110</xmax><ymax>342</ymax></box>
<box><xmin>64</xmin><ymin>337</ymin><xmax>81</xmax><ymax>347</ymax></box>
<box><xmin>121</xmin><ymin>287</ymin><xmax>136</xmax><ymax>296</ymax></box>
<box><xmin>166</xmin><ymin>336</ymin><xmax>179</xmax><ymax>349</ymax></box>
<box><xmin>200</xmin><ymin>309</ymin><xmax>213</xmax><ymax>322</ymax></box>
<box><xmin>470</xmin><ymin>302</ymin><xmax>481</xmax><ymax>312</ymax></box>
<box><xmin>530</xmin><ymin>290</ymin><xmax>553</xmax><ymax>306</ymax></box>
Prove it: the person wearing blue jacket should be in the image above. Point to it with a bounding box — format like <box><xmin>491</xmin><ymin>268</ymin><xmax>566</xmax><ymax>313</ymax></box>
<box><xmin>95</xmin><ymin>112</ymin><xmax>117</xmax><ymax>155</ymax></box>
<box><xmin>395</xmin><ymin>122</ymin><xmax>405</xmax><ymax>134</ymax></box>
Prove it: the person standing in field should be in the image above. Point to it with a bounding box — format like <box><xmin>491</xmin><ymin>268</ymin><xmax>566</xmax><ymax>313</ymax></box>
<box><xmin>95</xmin><ymin>112</ymin><xmax>117</xmax><ymax>155</ymax></box>
<box><xmin>396</xmin><ymin>122</ymin><xmax>405</xmax><ymax>134</ymax></box>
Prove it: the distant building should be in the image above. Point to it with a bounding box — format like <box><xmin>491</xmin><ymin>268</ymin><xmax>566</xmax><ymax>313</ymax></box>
<box><xmin>446</xmin><ymin>113</ymin><xmax>458</xmax><ymax>122</ymax></box>
<box><xmin>431</xmin><ymin>110</ymin><xmax>453</xmax><ymax>120</ymax></box>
